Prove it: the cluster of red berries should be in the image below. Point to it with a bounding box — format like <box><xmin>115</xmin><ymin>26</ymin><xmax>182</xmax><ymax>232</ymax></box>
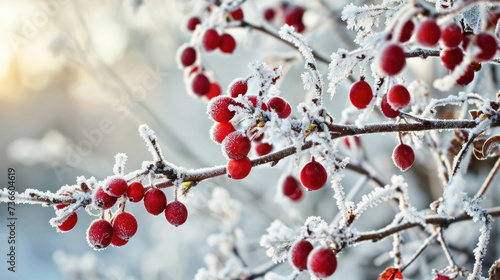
<box><xmin>262</xmin><ymin>4</ymin><xmax>306</xmax><ymax>33</ymax></box>
<box><xmin>289</xmin><ymin>239</ymin><xmax>337</xmax><ymax>278</ymax></box>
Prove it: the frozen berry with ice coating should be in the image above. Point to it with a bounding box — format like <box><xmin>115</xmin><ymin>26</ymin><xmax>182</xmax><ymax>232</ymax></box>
<box><xmin>144</xmin><ymin>188</ymin><xmax>167</xmax><ymax>216</ymax></box>
<box><xmin>165</xmin><ymin>201</ymin><xmax>188</xmax><ymax>227</ymax></box>
<box><xmin>179</xmin><ymin>46</ymin><xmax>196</xmax><ymax>67</ymax></box>
<box><xmin>58</xmin><ymin>212</ymin><xmax>78</xmax><ymax>232</ymax></box>
<box><xmin>392</xmin><ymin>144</ymin><xmax>415</xmax><ymax>171</ymax></box>
<box><xmin>380</xmin><ymin>94</ymin><xmax>400</xmax><ymax>118</ymax></box>
<box><xmin>192</xmin><ymin>73</ymin><xmax>211</xmax><ymax>96</ymax></box>
<box><xmin>219</xmin><ymin>33</ymin><xmax>236</xmax><ymax>54</ymax></box>
<box><xmin>307</xmin><ymin>247</ymin><xmax>337</xmax><ymax>278</ymax></box>
<box><xmin>211</xmin><ymin>122</ymin><xmax>236</xmax><ymax>144</ymax></box>
<box><xmin>440</xmin><ymin>48</ymin><xmax>463</xmax><ymax>70</ymax></box>
<box><xmin>387</xmin><ymin>85</ymin><xmax>410</xmax><ymax>110</ymax></box>
<box><xmin>104</xmin><ymin>176</ymin><xmax>128</xmax><ymax>197</ymax></box>
<box><xmin>456</xmin><ymin>65</ymin><xmax>474</xmax><ymax>86</ymax></box>
<box><xmin>290</xmin><ymin>239</ymin><xmax>313</xmax><ymax>271</ymax></box>
<box><xmin>208</xmin><ymin>96</ymin><xmax>237</xmax><ymax>123</ymax></box>
<box><xmin>112</xmin><ymin>211</ymin><xmax>138</xmax><ymax>241</ymax></box>
<box><xmin>187</xmin><ymin>17</ymin><xmax>201</xmax><ymax>31</ymax></box>
<box><xmin>441</xmin><ymin>23</ymin><xmax>462</xmax><ymax>48</ymax></box>
<box><xmin>470</xmin><ymin>32</ymin><xmax>498</xmax><ymax>61</ymax></box>
<box><xmin>349</xmin><ymin>80</ymin><xmax>373</xmax><ymax>109</ymax></box>
<box><xmin>227</xmin><ymin>156</ymin><xmax>252</xmax><ymax>180</ymax></box>
<box><xmin>202</xmin><ymin>28</ymin><xmax>220</xmax><ymax>51</ymax></box>
<box><xmin>377</xmin><ymin>44</ymin><xmax>406</xmax><ymax>76</ymax></box>
<box><xmin>86</xmin><ymin>219</ymin><xmax>114</xmax><ymax>250</ymax></box>
<box><xmin>94</xmin><ymin>187</ymin><xmax>118</xmax><ymax>210</ymax></box>
<box><xmin>247</xmin><ymin>96</ymin><xmax>268</xmax><ymax>111</ymax></box>
<box><xmin>229</xmin><ymin>79</ymin><xmax>248</xmax><ymax>97</ymax></box>
<box><xmin>416</xmin><ymin>19</ymin><xmax>441</xmax><ymax>46</ymax></box>
<box><xmin>127</xmin><ymin>182</ymin><xmax>145</xmax><ymax>203</ymax></box>
<box><xmin>222</xmin><ymin>131</ymin><xmax>251</xmax><ymax>160</ymax></box>
<box><xmin>255</xmin><ymin>142</ymin><xmax>273</xmax><ymax>156</ymax></box>
<box><xmin>300</xmin><ymin>158</ymin><xmax>328</xmax><ymax>191</ymax></box>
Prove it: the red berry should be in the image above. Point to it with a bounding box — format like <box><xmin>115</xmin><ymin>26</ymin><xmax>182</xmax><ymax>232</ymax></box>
<box><xmin>222</xmin><ymin>131</ymin><xmax>251</xmax><ymax>160</ymax></box>
<box><xmin>349</xmin><ymin>80</ymin><xmax>373</xmax><ymax>109</ymax></box>
<box><xmin>288</xmin><ymin>187</ymin><xmax>303</xmax><ymax>201</ymax></box>
<box><xmin>267</xmin><ymin>96</ymin><xmax>288</xmax><ymax>114</ymax></box>
<box><xmin>219</xmin><ymin>33</ymin><xmax>236</xmax><ymax>54</ymax></box>
<box><xmin>307</xmin><ymin>247</ymin><xmax>337</xmax><ymax>278</ymax></box>
<box><xmin>86</xmin><ymin>219</ymin><xmax>114</xmax><ymax>250</ymax></box>
<box><xmin>144</xmin><ymin>188</ymin><xmax>167</xmax><ymax>216</ymax></box>
<box><xmin>165</xmin><ymin>201</ymin><xmax>188</xmax><ymax>227</ymax></box>
<box><xmin>192</xmin><ymin>73</ymin><xmax>211</xmax><ymax>96</ymax></box>
<box><xmin>230</xmin><ymin>8</ymin><xmax>244</xmax><ymax>21</ymax></box>
<box><xmin>104</xmin><ymin>176</ymin><xmax>128</xmax><ymax>197</ymax></box>
<box><xmin>187</xmin><ymin>17</ymin><xmax>201</xmax><ymax>31</ymax></box>
<box><xmin>377</xmin><ymin>44</ymin><xmax>406</xmax><ymax>76</ymax></box>
<box><xmin>202</xmin><ymin>28</ymin><xmax>221</xmax><ymax>51</ymax></box>
<box><xmin>94</xmin><ymin>187</ymin><xmax>118</xmax><ymax>210</ymax></box>
<box><xmin>471</xmin><ymin>32</ymin><xmax>498</xmax><ymax>61</ymax></box>
<box><xmin>282</xmin><ymin>176</ymin><xmax>301</xmax><ymax>199</ymax></box>
<box><xmin>300</xmin><ymin>158</ymin><xmax>328</xmax><ymax>191</ymax></box>
<box><xmin>208</xmin><ymin>96</ymin><xmax>237</xmax><ymax>122</ymax></box>
<box><xmin>441</xmin><ymin>23</ymin><xmax>463</xmax><ymax>48</ymax></box>
<box><xmin>278</xmin><ymin>103</ymin><xmax>292</xmax><ymax>118</ymax></box>
<box><xmin>227</xmin><ymin>156</ymin><xmax>252</xmax><ymax>179</ymax></box>
<box><xmin>380</xmin><ymin>94</ymin><xmax>400</xmax><ymax>118</ymax></box>
<box><xmin>58</xmin><ymin>212</ymin><xmax>78</xmax><ymax>232</ymax></box>
<box><xmin>285</xmin><ymin>7</ymin><xmax>305</xmax><ymax>32</ymax></box>
<box><xmin>205</xmin><ymin>82</ymin><xmax>222</xmax><ymax>100</ymax></box>
<box><xmin>247</xmin><ymin>96</ymin><xmax>268</xmax><ymax>111</ymax></box>
<box><xmin>456</xmin><ymin>65</ymin><xmax>475</xmax><ymax>86</ymax></box>
<box><xmin>398</xmin><ymin>20</ymin><xmax>414</xmax><ymax>43</ymax></box>
<box><xmin>211</xmin><ymin>122</ymin><xmax>236</xmax><ymax>144</ymax></box>
<box><xmin>112</xmin><ymin>211</ymin><xmax>138</xmax><ymax>241</ymax></box>
<box><xmin>229</xmin><ymin>79</ymin><xmax>248</xmax><ymax>97</ymax></box>
<box><xmin>111</xmin><ymin>233</ymin><xmax>128</xmax><ymax>247</ymax></box>
<box><xmin>180</xmin><ymin>46</ymin><xmax>196</xmax><ymax>67</ymax></box>
<box><xmin>127</xmin><ymin>182</ymin><xmax>145</xmax><ymax>203</ymax></box>
<box><xmin>255</xmin><ymin>142</ymin><xmax>273</xmax><ymax>156</ymax></box>
<box><xmin>392</xmin><ymin>144</ymin><xmax>415</xmax><ymax>171</ymax></box>
<box><xmin>387</xmin><ymin>85</ymin><xmax>410</xmax><ymax>110</ymax></box>
<box><xmin>435</xmin><ymin>275</ymin><xmax>451</xmax><ymax>280</ymax></box>
<box><xmin>290</xmin><ymin>239</ymin><xmax>313</xmax><ymax>271</ymax></box>
<box><xmin>416</xmin><ymin>19</ymin><xmax>441</xmax><ymax>46</ymax></box>
<box><xmin>263</xmin><ymin>8</ymin><xmax>276</xmax><ymax>22</ymax></box>
<box><xmin>440</xmin><ymin>47</ymin><xmax>464</xmax><ymax>70</ymax></box>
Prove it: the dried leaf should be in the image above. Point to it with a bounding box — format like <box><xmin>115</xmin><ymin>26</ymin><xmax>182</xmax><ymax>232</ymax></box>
<box><xmin>489</xmin><ymin>259</ymin><xmax>500</xmax><ymax>280</ymax></box>
<box><xmin>447</xmin><ymin>130</ymin><xmax>469</xmax><ymax>165</ymax></box>
<box><xmin>378</xmin><ymin>267</ymin><xmax>403</xmax><ymax>280</ymax></box>
<box><xmin>482</xmin><ymin>135</ymin><xmax>500</xmax><ymax>158</ymax></box>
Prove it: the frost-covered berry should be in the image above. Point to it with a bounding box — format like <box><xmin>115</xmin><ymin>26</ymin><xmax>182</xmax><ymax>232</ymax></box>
<box><xmin>416</xmin><ymin>19</ymin><xmax>441</xmax><ymax>46</ymax></box>
<box><xmin>267</xmin><ymin>96</ymin><xmax>288</xmax><ymax>115</ymax></box>
<box><xmin>300</xmin><ymin>158</ymin><xmax>327</xmax><ymax>191</ymax></box>
<box><xmin>192</xmin><ymin>73</ymin><xmax>211</xmax><ymax>96</ymax></box>
<box><xmin>205</xmin><ymin>82</ymin><xmax>222</xmax><ymax>100</ymax></box>
<box><xmin>307</xmin><ymin>247</ymin><xmax>337</xmax><ymax>278</ymax></box>
<box><xmin>219</xmin><ymin>33</ymin><xmax>236</xmax><ymax>54</ymax></box>
<box><xmin>278</xmin><ymin>103</ymin><xmax>292</xmax><ymax>118</ymax></box>
<box><xmin>127</xmin><ymin>182</ymin><xmax>145</xmax><ymax>203</ymax></box>
<box><xmin>349</xmin><ymin>80</ymin><xmax>373</xmax><ymax>109</ymax></box>
<box><xmin>392</xmin><ymin>144</ymin><xmax>415</xmax><ymax>171</ymax></box>
<box><xmin>470</xmin><ymin>33</ymin><xmax>498</xmax><ymax>61</ymax></box>
<box><xmin>165</xmin><ymin>201</ymin><xmax>188</xmax><ymax>227</ymax></box>
<box><xmin>58</xmin><ymin>212</ymin><xmax>78</xmax><ymax>232</ymax></box>
<box><xmin>144</xmin><ymin>188</ymin><xmax>167</xmax><ymax>216</ymax></box>
<box><xmin>94</xmin><ymin>187</ymin><xmax>118</xmax><ymax>210</ymax></box>
<box><xmin>202</xmin><ymin>28</ymin><xmax>221</xmax><ymax>51</ymax></box>
<box><xmin>282</xmin><ymin>176</ymin><xmax>303</xmax><ymax>202</ymax></box>
<box><xmin>387</xmin><ymin>85</ymin><xmax>410</xmax><ymax>110</ymax></box>
<box><xmin>208</xmin><ymin>96</ymin><xmax>236</xmax><ymax>123</ymax></box>
<box><xmin>86</xmin><ymin>219</ymin><xmax>114</xmax><ymax>250</ymax></box>
<box><xmin>229</xmin><ymin>79</ymin><xmax>248</xmax><ymax>97</ymax></box>
<box><xmin>441</xmin><ymin>23</ymin><xmax>462</xmax><ymax>48</ymax></box>
<box><xmin>227</xmin><ymin>156</ymin><xmax>252</xmax><ymax>180</ymax></box>
<box><xmin>456</xmin><ymin>65</ymin><xmax>474</xmax><ymax>86</ymax></box>
<box><xmin>398</xmin><ymin>20</ymin><xmax>414</xmax><ymax>43</ymax></box>
<box><xmin>112</xmin><ymin>211</ymin><xmax>138</xmax><ymax>241</ymax></box>
<box><xmin>255</xmin><ymin>142</ymin><xmax>273</xmax><ymax>156</ymax></box>
<box><xmin>290</xmin><ymin>239</ymin><xmax>313</xmax><ymax>271</ymax></box>
<box><xmin>180</xmin><ymin>46</ymin><xmax>196</xmax><ymax>67</ymax></box>
<box><xmin>211</xmin><ymin>122</ymin><xmax>236</xmax><ymax>144</ymax></box>
<box><xmin>222</xmin><ymin>131</ymin><xmax>251</xmax><ymax>160</ymax></box>
<box><xmin>380</xmin><ymin>94</ymin><xmax>400</xmax><ymax>118</ymax></box>
<box><xmin>247</xmin><ymin>96</ymin><xmax>268</xmax><ymax>111</ymax></box>
<box><xmin>230</xmin><ymin>8</ymin><xmax>244</xmax><ymax>21</ymax></box>
<box><xmin>104</xmin><ymin>176</ymin><xmax>128</xmax><ymax>197</ymax></box>
<box><xmin>440</xmin><ymin>48</ymin><xmax>463</xmax><ymax>70</ymax></box>
<box><xmin>377</xmin><ymin>44</ymin><xmax>406</xmax><ymax>76</ymax></box>
<box><xmin>187</xmin><ymin>16</ymin><xmax>201</xmax><ymax>31</ymax></box>
<box><xmin>263</xmin><ymin>8</ymin><xmax>276</xmax><ymax>22</ymax></box>
<box><xmin>111</xmin><ymin>233</ymin><xmax>128</xmax><ymax>247</ymax></box>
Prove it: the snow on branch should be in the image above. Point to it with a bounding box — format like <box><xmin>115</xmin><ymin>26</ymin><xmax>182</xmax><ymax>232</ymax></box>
<box><xmin>259</xmin><ymin>220</ymin><xmax>296</xmax><ymax>263</ymax></box>
<box><xmin>341</xmin><ymin>2</ymin><xmax>397</xmax><ymax>32</ymax></box>
<box><xmin>113</xmin><ymin>153</ymin><xmax>127</xmax><ymax>176</ymax></box>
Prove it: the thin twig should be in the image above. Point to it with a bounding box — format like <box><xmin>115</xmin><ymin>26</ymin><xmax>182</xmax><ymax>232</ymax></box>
<box><xmin>400</xmin><ymin>232</ymin><xmax>438</xmax><ymax>272</ymax></box>
<box><xmin>475</xmin><ymin>157</ymin><xmax>500</xmax><ymax>198</ymax></box>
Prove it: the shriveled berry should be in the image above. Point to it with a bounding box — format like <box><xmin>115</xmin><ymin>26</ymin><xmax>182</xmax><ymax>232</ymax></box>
<box><xmin>208</xmin><ymin>96</ymin><xmax>237</xmax><ymax>123</ymax></box>
<box><xmin>377</xmin><ymin>44</ymin><xmax>406</xmax><ymax>76</ymax></box>
<box><xmin>227</xmin><ymin>156</ymin><xmax>252</xmax><ymax>180</ymax></box>
<box><xmin>380</xmin><ymin>94</ymin><xmax>400</xmax><ymax>118</ymax></box>
<box><xmin>86</xmin><ymin>219</ymin><xmax>114</xmax><ymax>250</ymax></box>
<box><xmin>416</xmin><ymin>19</ymin><xmax>441</xmax><ymax>46</ymax></box>
<box><xmin>180</xmin><ymin>46</ymin><xmax>196</xmax><ymax>67</ymax></box>
<box><xmin>111</xmin><ymin>233</ymin><xmax>128</xmax><ymax>247</ymax></box>
<box><xmin>205</xmin><ymin>82</ymin><xmax>222</xmax><ymax>100</ymax></box>
<box><xmin>441</xmin><ymin>23</ymin><xmax>462</xmax><ymax>48</ymax></box>
<box><xmin>290</xmin><ymin>239</ymin><xmax>313</xmax><ymax>271</ymax></box>
<box><xmin>229</xmin><ymin>79</ymin><xmax>248</xmax><ymax>97</ymax></box>
<box><xmin>202</xmin><ymin>28</ymin><xmax>221</xmax><ymax>51</ymax></box>
<box><xmin>211</xmin><ymin>122</ymin><xmax>236</xmax><ymax>144</ymax></box>
<box><xmin>165</xmin><ymin>201</ymin><xmax>188</xmax><ymax>227</ymax></box>
<box><xmin>300</xmin><ymin>158</ymin><xmax>328</xmax><ymax>191</ymax></box>
<box><xmin>112</xmin><ymin>211</ymin><xmax>138</xmax><ymax>240</ymax></box>
<box><xmin>398</xmin><ymin>20</ymin><xmax>414</xmax><ymax>42</ymax></box>
<box><xmin>144</xmin><ymin>188</ymin><xmax>167</xmax><ymax>216</ymax></box>
<box><xmin>263</xmin><ymin>8</ymin><xmax>276</xmax><ymax>22</ymax></box>
<box><xmin>456</xmin><ymin>65</ymin><xmax>474</xmax><ymax>86</ymax></box>
<box><xmin>192</xmin><ymin>73</ymin><xmax>211</xmax><ymax>96</ymax></box>
<box><xmin>387</xmin><ymin>85</ymin><xmax>410</xmax><ymax>110</ymax></box>
<box><xmin>255</xmin><ymin>142</ymin><xmax>273</xmax><ymax>156</ymax></box>
<box><xmin>349</xmin><ymin>80</ymin><xmax>373</xmax><ymax>109</ymax></box>
<box><xmin>219</xmin><ymin>33</ymin><xmax>236</xmax><ymax>54</ymax></box>
<box><xmin>392</xmin><ymin>144</ymin><xmax>415</xmax><ymax>171</ymax></box>
<box><xmin>308</xmin><ymin>247</ymin><xmax>337</xmax><ymax>278</ymax></box>
<box><xmin>471</xmin><ymin>32</ymin><xmax>498</xmax><ymax>61</ymax></box>
<box><xmin>267</xmin><ymin>96</ymin><xmax>288</xmax><ymax>114</ymax></box>
<box><xmin>58</xmin><ymin>212</ymin><xmax>78</xmax><ymax>232</ymax></box>
<box><xmin>104</xmin><ymin>176</ymin><xmax>128</xmax><ymax>197</ymax></box>
<box><xmin>94</xmin><ymin>187</ymin><xmax>118</xmax><ymax>210</ymax></box>
<box><xmin>441</xmin><ymin>48</ymin><xmax>463</xmax><ymax>70</ymax></box>
<box><xmin>222</xmin><ymin>131</ymin><xmax>251</xmax><ymax>160</ymax></box>
<box><xmin>187</xmin><ymin>17</ymin><xmax>201</xmax><ymax>31</ymax></box>
<box><xmin>230</xmin><ymin>8</ymin><xmax>244</xmax><ymax>21</ymax></box>
<box><xmin>278</xmin><ymin>103</ymin><xmax>292</xmax><ymax>118</ymax></box>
